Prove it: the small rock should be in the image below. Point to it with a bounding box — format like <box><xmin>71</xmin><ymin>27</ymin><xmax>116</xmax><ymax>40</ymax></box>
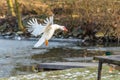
<box><xmin>17</xmin><ymin>31</ymin><xmax>23</xmax><ymax>35</ymax></box>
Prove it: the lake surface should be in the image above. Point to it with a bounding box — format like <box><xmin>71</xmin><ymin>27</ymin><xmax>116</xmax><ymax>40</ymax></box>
<box><xmin>0</xmin><ymin>39</ymin><xmax>120</xmax><ymax>78</ymax></box>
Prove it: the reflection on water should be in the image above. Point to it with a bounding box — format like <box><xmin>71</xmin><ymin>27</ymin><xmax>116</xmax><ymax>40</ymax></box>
<box><xmin>80</xmin><ymin>41</ymin><xmax>120</xmax><ymax>47</ymax></box>
<box><xmin>31</xmin><ymin>48</ymin><xmax>105</xmax><ymax>62</ymax></box>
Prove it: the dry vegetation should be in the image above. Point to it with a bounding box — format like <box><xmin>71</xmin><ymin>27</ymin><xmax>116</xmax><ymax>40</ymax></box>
<box><xmin>0</xmin><ymin>0</ymin><xmax>120</xmax><ymax>42</ymax></box>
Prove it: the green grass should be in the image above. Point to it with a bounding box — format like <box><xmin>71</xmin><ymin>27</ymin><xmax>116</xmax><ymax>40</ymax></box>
<box><xmin>0</xmin><ymin>65</ymin><xmax>120</xmax><ymax>80</ymax></box>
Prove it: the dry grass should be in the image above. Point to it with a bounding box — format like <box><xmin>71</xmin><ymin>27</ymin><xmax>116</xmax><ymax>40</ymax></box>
<box><xmin>0</xmin><ymin>0</ymin><xmax>120</xmax><ymax>39</ymax></box>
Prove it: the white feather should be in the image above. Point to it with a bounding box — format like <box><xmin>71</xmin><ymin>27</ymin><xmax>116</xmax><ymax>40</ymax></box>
<box><xmin>34</xmin><ymin>35</ymin><xmax>45</xmax><ymax>48</ymax></box>
<box><xmin>44</xmin><ymin>15</ymin><xmax>54</xmax><ymax>25</ymax></box>
<box><xmin>34</xmin><ymin>27</ymin><xmax>55</xmax><ymax>47</ymax></box>
<box><xmin>27</xmin><ymin>18</ymin><xmax>45</xmax><ymax>36</ymax></box>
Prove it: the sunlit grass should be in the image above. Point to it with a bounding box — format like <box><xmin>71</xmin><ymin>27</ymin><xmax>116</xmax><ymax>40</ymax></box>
<box><xmin>1</xmin><ymin>65</ymin><xmax>120</xmax><ymax>80</ymax></box>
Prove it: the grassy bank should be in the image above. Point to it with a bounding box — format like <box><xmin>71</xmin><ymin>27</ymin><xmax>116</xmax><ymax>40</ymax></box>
<box><xmin>1</xmin><ymin>65</ymin><xmax>120</xmax><ymax>80</ymax></box>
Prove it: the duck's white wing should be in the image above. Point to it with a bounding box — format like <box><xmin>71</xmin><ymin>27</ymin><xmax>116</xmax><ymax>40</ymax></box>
<box><xmin>34</xmin><ymin>27</ymin><xmax>55</xmax><ymax>48</ymax></box>
<box><xmin>33</xmin><ymin>16</ymin><xmax>54</xmax><ymax>47</ymax></box>
<box><xmin>43</xmin><ymin>15</ymin><xmax>54</xmax><ymax>26</ymax></box>
<box><xmin>34</xmin><ymin>34</ymin><xmax>45</xmax><ymax>48</ymax></box>
<box><xmin>27</xmin><ymin>16</ymin><xmax>54</xmax><ymax>37</ymax></box>
<box><xmin>27</xmin><ymin>18</ymin><xmax>45</xmax><ymax>36</ymax></box>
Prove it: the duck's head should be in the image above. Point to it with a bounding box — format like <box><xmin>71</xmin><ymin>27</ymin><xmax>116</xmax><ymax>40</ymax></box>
<box><xmin>53</xmin><ymin>24</ymin><xmax>68</xmax><ymax>32</ymax></box>
<box><xmin>61</xmin><ymin>26</ymin><xmax>68</xmax><ymax>32</ymax></box>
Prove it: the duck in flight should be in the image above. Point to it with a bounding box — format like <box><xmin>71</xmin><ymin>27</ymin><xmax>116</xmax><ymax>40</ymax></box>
<box><xmin>27</xmin><ymin>16</ymin><xmax>68</xmax><ymax>48</ymax></box>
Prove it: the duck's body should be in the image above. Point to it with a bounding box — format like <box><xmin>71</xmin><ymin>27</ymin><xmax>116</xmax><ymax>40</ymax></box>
<box><xmin>27</xmin><ymin>16</ymin><xmax>68</xmax><ymax>48</ymax></box>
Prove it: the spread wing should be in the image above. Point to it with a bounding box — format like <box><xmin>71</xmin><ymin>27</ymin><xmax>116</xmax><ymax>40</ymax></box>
<box><xmin>43</xmin><ymin>15</ymin><xmax>54</xmax><ymax>36</ymax></box>
<box><xmin>27</xmin><ymin>15</ymin><xmax>54</xmax><ymax>47</ymax></box>
<box><xmin>34</xmin><ymin>34</ymin><xmax>45</xmax><ymax>48</ymax></box>
<box><xmin>27</xmin><ymin>18</ymin><xmax>45</xmax><ymax>36</ymax></box>
<box><xmin>26</xmin><ymin>15</ymin><xmax>54</xmax><ymax>37</ymax></box>
<box><xmin>43</xmin><ymin>15</ymin><xmax>54</xmax><ymax>25</ymax></box>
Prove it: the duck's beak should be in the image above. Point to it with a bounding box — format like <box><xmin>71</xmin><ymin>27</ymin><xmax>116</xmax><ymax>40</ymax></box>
<box><xmin>63</xmin><ymin>27</ymin><xmax>68</xmax><ymax>32</ymax></box>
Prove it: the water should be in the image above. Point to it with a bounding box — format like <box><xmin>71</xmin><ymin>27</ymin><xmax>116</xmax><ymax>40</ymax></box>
<box><xmin>0</xmin><ymin>39</ymin><xmax>120</xmax><ymax>78</ymax></box>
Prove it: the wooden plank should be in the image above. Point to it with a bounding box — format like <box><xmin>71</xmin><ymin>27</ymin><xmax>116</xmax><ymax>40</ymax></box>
<box><xmin>94</xmin><ymin>55</ymin><xmax>120</xmax><ymax>80</ymax></box>
<box><xmin>64</xmin><ymin>57</ymin><xmax>93</xmax><ymax>61</ymax></box>
<box><xmin>94</xmin><ymin>55</ymin><xmax>120</xmax><ymax>65</ymax></box>
<box><xmin>38</xmin><ymin>62</ymin><xmax>97</xmax><ymax>70</ymax></box>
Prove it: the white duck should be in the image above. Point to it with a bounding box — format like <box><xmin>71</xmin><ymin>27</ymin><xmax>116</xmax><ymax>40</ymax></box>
<box><xmin>27</xmin><ymin>16</ymin><xmax>68</xmax><ymax>48</ymax></box>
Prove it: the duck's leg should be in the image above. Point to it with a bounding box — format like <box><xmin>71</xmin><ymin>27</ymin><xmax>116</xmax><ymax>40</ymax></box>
<box><xmin>45</xmin><ymin>39</ymin><xmax>49</xmax><ymax>46</ymax></box>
